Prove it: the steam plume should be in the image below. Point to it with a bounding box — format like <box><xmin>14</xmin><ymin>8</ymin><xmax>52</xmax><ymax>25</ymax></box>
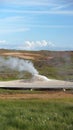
<box><xmin>0</xmin><ymin>56</ymin><xmax>50</xmax><ymax>81</ymax></box>
<box><xmin>0</xmin><ymin>56</ymin><xmax>38</xmax><ymax>75</ymax></box>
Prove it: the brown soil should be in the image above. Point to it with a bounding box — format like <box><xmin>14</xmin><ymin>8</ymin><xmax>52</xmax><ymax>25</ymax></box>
<box><xmin>1</xmin><ymin>52</ymin><xmax>44</xmax><ymax>60</ymax></box>
<box><xmin>0</xmin><ymin>91</ymin><xmax>73</xmax><ymax>99</ymax></box>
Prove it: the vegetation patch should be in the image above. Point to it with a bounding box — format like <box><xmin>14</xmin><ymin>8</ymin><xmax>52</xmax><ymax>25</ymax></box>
<box><xmin>0</xmin><ymin>99</ymin><xmax>73</xmax><ymax>130</ymax></box>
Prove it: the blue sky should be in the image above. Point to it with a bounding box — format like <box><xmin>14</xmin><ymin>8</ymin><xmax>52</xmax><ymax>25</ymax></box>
<box><xmin>0</xmin><ymin>0</ymin><xmax>73</xmax><ymax>50</ymax></box>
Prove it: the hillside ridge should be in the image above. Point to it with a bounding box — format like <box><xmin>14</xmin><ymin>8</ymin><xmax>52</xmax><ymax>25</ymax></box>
<box><xmin>0</xmin><ymin>49</ymin><xmax>73</xmax><ymax>81</ymax></box>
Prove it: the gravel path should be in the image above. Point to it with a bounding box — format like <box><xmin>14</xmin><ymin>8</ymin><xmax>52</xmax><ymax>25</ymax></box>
<box><xmin>0</xmin><ymin>79</ymin><xmax>73</xmax><ymax>89</ymax></box>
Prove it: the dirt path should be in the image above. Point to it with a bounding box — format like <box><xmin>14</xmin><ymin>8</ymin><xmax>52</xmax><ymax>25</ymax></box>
<box><xmin>0</xmin><ymin>91</ymin><xmax>73</xmax><ymax>99</ymax></box>
<box><xmin>0</xmin><ymin>79</ymin><xmax>73</xmax><ymax>89</ymax></box>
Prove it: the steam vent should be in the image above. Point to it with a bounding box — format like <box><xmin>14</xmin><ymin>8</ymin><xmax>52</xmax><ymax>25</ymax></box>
<box><xmin>0</xmin><ymin>52</ymin><xmax>73</xmax><ymax>89</ymax></box>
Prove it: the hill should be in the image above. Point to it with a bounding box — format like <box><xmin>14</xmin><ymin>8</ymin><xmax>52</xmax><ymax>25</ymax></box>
<box><xmin>0</xmin><ymin>49</ymin><xmax>73</xmax><ymax>81</ymax></box>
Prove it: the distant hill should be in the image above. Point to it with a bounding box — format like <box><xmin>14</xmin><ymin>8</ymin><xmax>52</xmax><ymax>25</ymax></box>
<box><xmin>0</xmin><ymin>49</ymin><xmax>73</xmax><ymax>81</ymax></box>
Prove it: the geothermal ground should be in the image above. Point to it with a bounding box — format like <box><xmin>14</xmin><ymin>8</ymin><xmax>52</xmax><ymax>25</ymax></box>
<box><xmin>0</xmin><ymin>77</ymin><xmax>73</xmax><ymax>100</ymax></box>
<box><xmin>0</xmin><ymin>78</ymin><xmax>73</xmax><ymax>89</ymax></box>
<box><xmin>0</xmin><ymin>49</ymin><xmax>73</xmax><ymax>89</ymax></box>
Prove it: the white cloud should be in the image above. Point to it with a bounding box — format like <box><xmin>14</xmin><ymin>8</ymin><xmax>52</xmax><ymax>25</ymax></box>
<box><xmin>51</xmin><ymin>4</ymin><xmax>71</xmax><ymax>11</ymax></box>
<box><xmin>24</xmin><ymin>41</ymin><xmax>34</xmax><ymax>50</ymax></box>
<box><xmin>18</xmin><ymin>40</ymin><xmax>55</xmax><ymax>50</ymax></box>
<box><xmin>4</xmin><ymin>16</ymin><xmax>24</xmax><ymax>22</ymax></box>
<box><xmin>1</xmin><ymin>9</ymin><xmax>73</xmax><ymax>15</ymax></box>
<box><xmin>28</xmin><ymin>25</ymin><xmax>73</xmax><ymax>28</ymax></box>
<box><xmin>0</xmin><ymin>16</ymin><xmax>28</xmax><ymax>23</ymax></box>
<box><xmin>3</xmin><ymin>0</ymin><xmax>73</xmax><ymax>9</ymax></box>
<box><xmin>50</xmin><ymin>1</ymin><xmax>73</xmax><ymax>11</ymax></box>
<box><xmin>36</xmin><ymin>40</ymin><xmax>48</xmax><ymax>47</ymax></box>
<box><xmin>0</xmin><ymin>40</ymin><xmax>7</xmax><ymax>44</ymax></box>
<box><xmin>48</xmin><ymin>41</ymin><xmax>55</xmax><ymax>47</ymax></box>
<box><xmin>0</xmin><ymin>28</ymin><xmax>30</xmax><ymax>33</ymax></box>
<box><xmin>2</xmin><ymin>0</ymin><xmax>57</xmax><ymax>6</ymax></box>
<box><xmin>0</xmin><ymin>0</ymin><xmax>73</xmax><ymax>15</ymax></box>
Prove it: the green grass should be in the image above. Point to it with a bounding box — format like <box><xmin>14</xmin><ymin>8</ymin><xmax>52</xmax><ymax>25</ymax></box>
<box><xmin>0</xmin><ymin>88</ymin><xmax>44</xmax><ymax>94</ymax></box>
<box><xmin>34</xmin><ymin>60</ymin><xmax>73</xmax><ymax>81</ymax></box>
<box><xmin>0</xmin><ymin>99</ymin><xmax>73</xmax><ymax>130</ymax></box>
<box><xmin>0</xmin><ymin>71</ymin><xmax>32</xmax><ymax>81</ymax></box>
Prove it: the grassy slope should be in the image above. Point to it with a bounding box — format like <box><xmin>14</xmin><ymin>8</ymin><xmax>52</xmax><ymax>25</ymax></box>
<box><xmin>0</xmin><ymin>49</ymin><xmax>73</xmax><ymax>81</ymax></box>
<box><xmin>0</xmin><ymin>99</ymin><xmax>73</xmax><ymax>130</ymax></box>
<box><xmin>33</xmin><ymin>51</ymin><xmax>73</xmax><ymax>81</ymax></box>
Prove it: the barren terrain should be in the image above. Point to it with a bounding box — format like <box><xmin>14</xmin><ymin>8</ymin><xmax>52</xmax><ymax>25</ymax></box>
<box><xmin>0</xmin><ymin>51</ymin><xmax>44</xmax><ymax>60</ymax></box>
<box><xmin>0</xmin><ymin>91</ymin><xmax>73</xmax><ymax>99</ymax></box>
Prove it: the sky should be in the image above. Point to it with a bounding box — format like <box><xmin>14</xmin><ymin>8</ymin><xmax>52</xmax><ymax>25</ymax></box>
<box><xmin>0</xmin><ymin>0</ymin><xmax>73</xmax><ymax>50</ymax></box>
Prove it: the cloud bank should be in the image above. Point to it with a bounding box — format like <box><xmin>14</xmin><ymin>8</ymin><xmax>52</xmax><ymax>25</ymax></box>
<box><xmin>18</xmin><ymin>40</ymin><xmax>55</xmax><ymax>50</ymax></box>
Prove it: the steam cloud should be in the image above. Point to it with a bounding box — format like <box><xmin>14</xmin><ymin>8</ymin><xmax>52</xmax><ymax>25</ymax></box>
<box><xmin>0</xmin><ymin>56</ymin><xmax>38</xmax><ymax>75</ymax></box>
<box><xmin>0</xmin><ymin>56</ymin><xmax>50</xmax><ymax>81</ymax></box>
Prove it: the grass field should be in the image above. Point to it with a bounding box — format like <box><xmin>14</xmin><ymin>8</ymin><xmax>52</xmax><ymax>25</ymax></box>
<box><xmin>0</xmin><ymin>98</ymin><xmax>73</xmax><ymax>130</ymax></box>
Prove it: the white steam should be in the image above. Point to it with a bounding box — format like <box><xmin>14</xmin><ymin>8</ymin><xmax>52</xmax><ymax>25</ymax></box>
<box><xmin>33</xmin><ymin>74</ymin><xmax>50</xmax><ymax>81</ymax></box>
<box><xmin>0</xmin><ymin>57</ymin><xmax>38</xmax><ymax>75</ymax></box>
<box><xmin>0</xmin><ymin>56</ymin><xmax>50</xmax><ymax>81</ymax></box>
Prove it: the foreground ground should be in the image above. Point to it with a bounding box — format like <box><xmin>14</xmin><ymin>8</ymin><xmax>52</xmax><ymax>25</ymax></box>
<box><xmin>0</xmin><ymin>89</ymin><xmax>73</xmax><ymax>130</ymax></box>
<box><xmin>0</xmin><ymin>79</ymin><xmax>73</xmax><ymax>89</ymax></box>
<box><xmin>0</xmin><ymin>89</ymin><xmax>73</xmax><ymax>99</ymax></box>
<box><xmin>0</xmin><ymin>94</ymin><xmax>73</xmax><ymax>130</ymax></box>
